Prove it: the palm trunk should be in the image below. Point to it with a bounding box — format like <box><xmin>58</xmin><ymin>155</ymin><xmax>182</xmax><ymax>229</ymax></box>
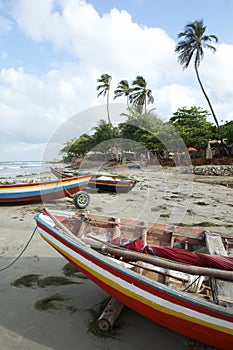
<box><xmin>195</xmin><ymin>64</ymin><xmax>219</xmax><ymax>130</ymax></box>
<box><xmin>126</xmin><ymin>95</ymin><xmax>130</xmax><ymax>110</ymax></box>
<box><xmin>107</xmin><ymin>90</ymin><xmax>111</xmax><ymax>124</ymax></box>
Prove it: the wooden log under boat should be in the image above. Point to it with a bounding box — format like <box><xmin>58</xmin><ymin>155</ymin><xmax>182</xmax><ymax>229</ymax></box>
<box><xmin>97</xmin><ymin>297</ymin><xmax>124</xmax><ymax>332</ymax></box>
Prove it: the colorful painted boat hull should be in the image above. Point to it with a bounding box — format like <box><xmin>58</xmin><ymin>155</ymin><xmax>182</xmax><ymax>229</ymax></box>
<box><xmin>0</xmin><ymin>174</ymin><xmax>92</xmax><ymax>205</ymax></box>
<box><xmin>88</xmin><ymin>178</ymin><xmax>137</xmax><ymax>193</ymax></box>
<box><xmin>34</xmin><ymin>211</ymin><xmax>233</xmax><ymax>349</ymax></box>
<box><xmin>50</xmin><ymin>166</ymin><xmax>137</xmax><ymax>193</ymax></box>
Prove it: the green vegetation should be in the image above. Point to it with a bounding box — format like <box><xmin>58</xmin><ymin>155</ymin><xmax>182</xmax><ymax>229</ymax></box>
<box><xmin>220</xmin><ymin>121</ymin><xmax>233</xmax><ymax>145</ymax></box>
<box><xmin>170</xmin><ymin>106</ymin><xmax>217</xmax><ymax>149</ymax></box>
<box><xmin>61</xmin><ymin>106</ymin><xmax>233</xmax><ymax>163</ymax></box>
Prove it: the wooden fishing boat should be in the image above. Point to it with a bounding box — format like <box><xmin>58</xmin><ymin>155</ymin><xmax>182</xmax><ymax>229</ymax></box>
<box><xmin>50</xmin><ymin>166</ymin><xmax>137</xmax><ymax>193</ymax></box>
<box><xmin>0</xmin><ymin>174</ymin><xmax>92</xmax><ymax>206</ymax></box>
<box><xmin>34</xmin><ymin>209</ymin><xmax>233</xmax><ymax>349</ymax></box>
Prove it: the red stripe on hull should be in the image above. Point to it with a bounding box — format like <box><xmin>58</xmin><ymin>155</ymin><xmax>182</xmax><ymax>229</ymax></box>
<box><xmin>37</xmin><ymin>221</ymin><xmax>233</xmax><ymax>350</ymax></box>
<box><xmin>59</xmin><ymin>250</ymin><xmax>232</xmax><ymax>350</ymax></box>
<box><xmin>0</xmin><ymin>183</ymin><xmax>88</xmax><ymax>205</ymax></box>
<box><xmin>44</xmin><ymin>224</ymin><xmax>230</xmax><ymax>322</ymax></box>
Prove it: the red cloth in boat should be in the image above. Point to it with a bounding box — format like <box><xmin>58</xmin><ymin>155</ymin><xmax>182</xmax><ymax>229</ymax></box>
<box><xmin>112</xmin><ymin>238</ymin><xmax>233</xmax><ymax>271</ymax></box>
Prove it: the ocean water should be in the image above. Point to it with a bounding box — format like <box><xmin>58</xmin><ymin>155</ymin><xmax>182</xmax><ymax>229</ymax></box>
<box><xmin>0</xmin><ymin>161</ymin><xmax>54</xmax><ymax>178</ymax></box>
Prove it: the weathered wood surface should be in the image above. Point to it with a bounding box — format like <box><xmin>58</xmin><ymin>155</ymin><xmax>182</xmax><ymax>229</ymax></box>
<box><xmin>97</xmin><ymin>297</ymin><xmax>124</xmax><ymax>332</ymax></box>
<box><xmin>205</xmin><ymin>232</ymin><xmax>233</xmax><ymax>305</ymax></box>
<box><xmin>43</xmin><ymin>210</ymin><xmax>233</xmax><ymax>281</ymax></box>
<box><xmin>113</xmin><ymin>217</ymin><xmax>121</xmax><ymax>239</ymax></box>
<box><xmin>44</xmin><ymin>208</ymin><xmax>85</xmax><ymax>245</ymax></box>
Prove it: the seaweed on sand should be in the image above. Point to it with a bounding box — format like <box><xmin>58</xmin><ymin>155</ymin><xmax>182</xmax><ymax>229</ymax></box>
<box><xmin>11</xmin><ymin>274</ymin><xmax>40</xmax><ymax>288</ymax></box>
<box><xmin>34</xmin><ymin>294</ymin><xmax>66</xmax><ymax>311</ymax></box>
<box><xmin>11</xmin><ymin>273</ymin><xmax>83</xmax><ymax>289</ymax></box>
<box><xmin>37</xmin><ymin>276</ymin><xmax>81</xmax><ymax>288</ymax></box>
<box><xmin>63</xmin><ymin>263</ymin><xmax>88</xmax><ymax>279</ymax></box>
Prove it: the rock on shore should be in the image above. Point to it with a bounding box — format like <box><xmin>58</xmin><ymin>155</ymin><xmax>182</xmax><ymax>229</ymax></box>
<box><xmin>192</xmin><ymin>165</ymin><xmax>233</xmax><ymax>176</ymax></box>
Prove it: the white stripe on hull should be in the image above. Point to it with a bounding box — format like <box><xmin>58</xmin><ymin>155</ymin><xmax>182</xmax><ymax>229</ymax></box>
<box><xmin>38</xmin><ymin>225</ymin><xmax>232</xmax><ymax>332</ymax></box>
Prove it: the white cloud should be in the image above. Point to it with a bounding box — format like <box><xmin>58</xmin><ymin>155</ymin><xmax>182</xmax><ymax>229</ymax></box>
<box><xmin>203</xmin><ymin>44</ymin><xmax>233</xmax><ymax>97</ymax></box>
<box><xmin>11</xmin><ymin>0</ymin><xmax>177</xmax><ymax>77</ymax></box>
<box><xmin>0</xmin><ymin>0</ymin><xmax>232</xmax><ymax>160</ymax></box>
<box><xmin>0</xmin><ymin>63</ymin><xmax>98</xmax><ymax>144</ymax></box>
<box><xmin>155</xmin><ymin>84</ymin><xmax>201</xmax><ymax>120</ymax></box>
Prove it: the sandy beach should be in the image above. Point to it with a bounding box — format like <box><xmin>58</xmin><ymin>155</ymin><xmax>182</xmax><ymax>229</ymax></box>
<box><xmin>0</xmin><ymin>164</ymin><xmax>232</xmax><ymax>349</ymax></box>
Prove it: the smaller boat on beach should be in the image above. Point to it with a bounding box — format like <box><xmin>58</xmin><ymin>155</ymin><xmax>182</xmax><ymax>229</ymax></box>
<box><xmin>0</xmin><ymin>173</ymin><xmax>92</xmax><ymax>206</ymax></box>
<box><xmin>35</xmin><ymin>209</ymin><xmax>233</xmax><ymax>349</ymax></box>
<box><xmin>50</xmin><ymin>166</ymin><xmax>137</xmax><ymax>193</ymax></box>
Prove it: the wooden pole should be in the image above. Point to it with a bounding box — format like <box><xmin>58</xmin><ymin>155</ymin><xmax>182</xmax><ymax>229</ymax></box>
<box><xmin>97</xmin><ymin>245</ymin><xmax>233</xmax><ymax>281</ymax></box>
<box><xmin>97</xmin><ymin>297</ymin><xmax>124</xmax><ymax>332</ymax></box>
<box><xmin>205</xmin><ymin>232</ymin><xmax>233</xmax><ymax>305</ymax></box>
<box><xmin>42</xmin><ymin>209</ymin><xmax>233</xmax><ymax>281</ymax></box>
<box><xmin>44</xmin><ymin>208</ymin><xmax>86</xmax><ymax>245</ymax></box>
<box><xmin>112</xmin><ymin>217</ymin><xmax>121</xmax><ymax>240</ymax></box>
<box><xmin>141</xmin><ymin>221</ymin><xmax>147</xmax><ymax>245</ymax></box>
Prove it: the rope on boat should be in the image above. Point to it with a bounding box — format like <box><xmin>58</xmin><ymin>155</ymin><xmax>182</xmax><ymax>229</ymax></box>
<box><xmin>0</xmin><ymin>226</ymin><xmax>37</xmax><ymax>272</ymax></box>
<box><xmin>209</xmin><ymin>276</ymin><xmax>219</xmax><ymax>304</ymax></box>
<box><xmin>182</xmin><ymin>275</ymin><xmax>204</xmax><ymax>293</ymax></box>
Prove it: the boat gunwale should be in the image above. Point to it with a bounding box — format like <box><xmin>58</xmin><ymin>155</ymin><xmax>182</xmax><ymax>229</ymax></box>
<box><xmin>35</xmin><ymin>211</ymin><xmax>233</xmax><ymax>320</ymax></box>
<box><xmin>50</xmin><ymin>166</ymin><xmax>137</xmax><ymax>183</ymax></box>
<box><xmin>0</xmin><ymin>173</ymin><xmax>92</xmax><ymax>189</ymax></box>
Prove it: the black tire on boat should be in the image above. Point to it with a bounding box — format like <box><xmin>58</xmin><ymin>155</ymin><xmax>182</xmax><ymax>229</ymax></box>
<box><xmin>73</xmin><ymin>191</ymin><xmax>90</xmax><ymax>209</ymax></box>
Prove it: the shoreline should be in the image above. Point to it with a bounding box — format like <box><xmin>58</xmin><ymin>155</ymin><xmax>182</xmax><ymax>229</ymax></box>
<box><xmin>0</xmin><ymin>171</ymin><xmax>54</xmax><ymax>184</ymax></box>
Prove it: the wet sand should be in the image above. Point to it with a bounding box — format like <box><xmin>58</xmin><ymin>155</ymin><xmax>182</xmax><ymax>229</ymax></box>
<box><xmin>0</xmin><ymin>164</ymin><xmax>232</xmax><ymax>349</ymax></box>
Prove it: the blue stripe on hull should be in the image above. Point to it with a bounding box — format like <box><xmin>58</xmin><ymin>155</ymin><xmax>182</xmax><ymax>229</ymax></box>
<box><xmin>0</xmin><ymin>178</ymin><xmax>90</xmax><ymax>202</ymax></box>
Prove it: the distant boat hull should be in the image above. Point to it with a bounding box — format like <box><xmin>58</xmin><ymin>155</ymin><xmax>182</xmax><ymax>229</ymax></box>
<box><xmin>88</xmin><ymin>176</ymin><xmax>137</xmax><ymax>193</ymax></box>
<box><xmin>50</xmin><ymin>166</ymin><xmax>137</xmax><ymax>193</ymax></box>
<box><xmin>0</xmin><ymin>174</ymin><xmax>92</xmax><ymax>205</ymax></box>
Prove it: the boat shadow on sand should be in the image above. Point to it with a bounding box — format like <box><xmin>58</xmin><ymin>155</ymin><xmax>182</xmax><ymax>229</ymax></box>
<box><xmin>0</xmin><ymin>257</ymin><xmax>208</xmax><ymax>350</ymax></box>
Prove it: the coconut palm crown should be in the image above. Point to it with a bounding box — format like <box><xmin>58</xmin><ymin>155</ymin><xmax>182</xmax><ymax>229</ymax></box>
<box><xmin>114</xmin><ymin>79</ymin><xmax>131</xmax><ymax>108</ymax></box>
<box><xmin>129</xmin><ymin>75</ymin><xmax>154</xmax><ymax>114</ymax></box>
<box><xmin>175</xmin><ymin>19</ymin><xmax>219</xmax><ymax>129</ymax></box>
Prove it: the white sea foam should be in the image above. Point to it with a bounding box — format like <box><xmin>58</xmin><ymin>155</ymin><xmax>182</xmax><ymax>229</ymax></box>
<box><xmin>0</xmin><ymin>161</ymin><xmax>52</xmax><ymax>178</ymax></box>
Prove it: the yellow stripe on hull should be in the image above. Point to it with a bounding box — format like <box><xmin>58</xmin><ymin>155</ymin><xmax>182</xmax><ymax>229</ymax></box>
<box><xmin>41</xmin><ymin>232</ymin><xmax>233</xmax><ymax>337</ymax></box>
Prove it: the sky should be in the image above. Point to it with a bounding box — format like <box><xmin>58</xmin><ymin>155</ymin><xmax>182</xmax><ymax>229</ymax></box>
<box><xmin>0</xmin><ymin>0</ymin><xmax>233</xmax><ymax>161</ymax></box>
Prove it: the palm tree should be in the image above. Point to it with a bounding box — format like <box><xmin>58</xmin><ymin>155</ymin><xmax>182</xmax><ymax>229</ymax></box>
<box><xmin>129</xmin><ymin>75</ymin><xmax>154</xmax><ymax>114</ymax></box>
<box><xmin>96</xmin><ymin>73</ymin><xmax>112</xmax><ymax>124</ymax></box>
<box><xmin>114</xmin><ymin>79</ymin><xmax>131</xmax><ymax>108</ymax></box>
<box><xmin>175</xmin><ymin>19</ymin><xmax>219</xmax><ymax>129</ymax></box>
<box><xmin>92</xmin><ymin>119</ymin><xmax>115</xmax><ymax>145</ymax></box>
